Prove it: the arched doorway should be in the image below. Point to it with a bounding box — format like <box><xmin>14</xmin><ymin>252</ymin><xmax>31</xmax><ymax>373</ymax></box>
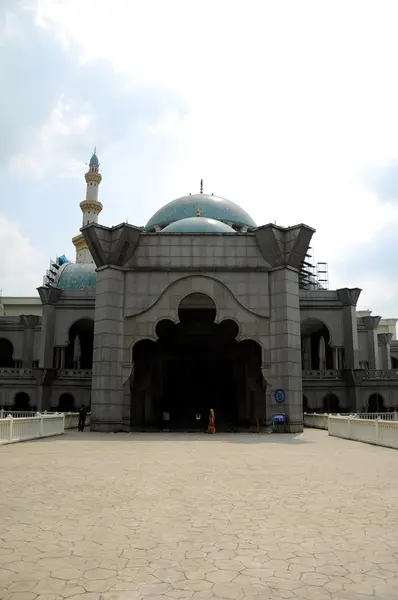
<box><xmin>65</xmin><ymin>319</ymin><xmax>94</xmax><ymax>369</ymax></box>
<box><xmin>14</xmin><ymin>392</ymin><xmax>31</xmax><ymax>411</ymax></box>
<box><xmin>301</xmin><ymin>319</ymin><xmax>333</xmax><ymax>369</ymax></box>
<box><xmin>0</xmin><ymin>338</ymin><xmax>14</xmax><ymax>368</ymax></box>
<box><xmin>368</xmin><ymin>393</ymin><xmax>384</xmax><ymax>412</ymax></box>
<box><xmin>58</xmin><ymin>393</ymin><xmax>75</xmax><ymax>412</ymax></box>
<box><xmin>392</xmin><ymin>357</ymin><xmax>398</xmax><ymax>368</ymax></box>
<box><xmin>303</xmin><ymin>395</ymin><xmax>309</xmax><ymax>412</ymax></box>
<box><xmin>323</xmin><ymin>393</ymin><xmax>340</xmax><ymax>413</ymax></box>
<box><xmin>130</xmin><ymin>294</ymin><xmax>265</xmax><ymax>430</ymax></box>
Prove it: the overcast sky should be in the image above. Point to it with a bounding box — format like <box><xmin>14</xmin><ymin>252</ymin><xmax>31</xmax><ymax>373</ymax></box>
<box><xmin>1</xmin><ymin>0</ymin><xmax>398</xmax><ymax>317</ymax></box>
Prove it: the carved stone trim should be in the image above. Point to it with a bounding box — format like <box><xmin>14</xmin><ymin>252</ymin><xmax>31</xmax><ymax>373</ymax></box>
<box><xmin>336</xmin><ymin>287</ymin><xmax>362</xmax><ymax>306</ymax></box>
<box><xmin>362</xmin><ymin>315</ymin><xmax>382</xmax><ymax>330</ymax></box>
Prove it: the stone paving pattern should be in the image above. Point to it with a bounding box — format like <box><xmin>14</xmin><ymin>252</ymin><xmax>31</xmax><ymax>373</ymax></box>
<box><xmin>1</xmin><ymin>430</ymin><xmax>398</xmax><ymax>600</ymax></box>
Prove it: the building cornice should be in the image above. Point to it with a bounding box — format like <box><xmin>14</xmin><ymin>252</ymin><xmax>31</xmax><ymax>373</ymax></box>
<box><xmin>72</xmin><ymin>233</ymin><xmax>88</xmax><ymax>252</ymax></box>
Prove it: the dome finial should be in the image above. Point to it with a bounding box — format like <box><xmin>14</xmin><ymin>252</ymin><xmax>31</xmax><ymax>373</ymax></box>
<box><xmin>200</xmin><ymin>179</ymin><xmax>203</xmax><ymax>194</ymax></box>
<box><xmin>196</xmin><ymin>206</ymin><xmax>201</xmax><ymax>217</ymax></box>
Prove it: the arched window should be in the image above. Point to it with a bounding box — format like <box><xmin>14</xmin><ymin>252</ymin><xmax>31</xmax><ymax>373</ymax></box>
<box><xmin>368</xmin><ymin>393</ymin><xmax>384</xmax><ymax>413</ymax></box>
<box><xmin>0</xmin><ymin>338</ymin><xmax>14</xmax><ymax>368</ymax></box>
<box><xmin>323</xmin><ymin>393</ymin><xmax>339</xmax><ymax>413</ymax></box>
<box><xmin>65</xmin><ymin>319</ymin><xmax>94</xmax><ymax>369</ymax></box>
<box><xmin>14</xmin><ymin>392</ymin><xmax>31</xmax><ymax>411</ymax></box>
<box><xmin>58</xmin><ymin>393</ymin><xmax>75</xmax><ymax>412</ymax></box>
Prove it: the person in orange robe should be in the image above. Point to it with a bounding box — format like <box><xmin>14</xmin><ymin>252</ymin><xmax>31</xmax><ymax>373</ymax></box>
<box><xmin>208</xmin><ymin>408</ymin><xmax>216</xmax><ymax>434</ymax></box>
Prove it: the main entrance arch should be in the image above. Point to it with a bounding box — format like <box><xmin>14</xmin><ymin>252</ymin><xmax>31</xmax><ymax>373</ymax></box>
<box><xmin>130</xmin><ymin>293</ymin><xmax>265</xmax><ymax>430</ymax></box>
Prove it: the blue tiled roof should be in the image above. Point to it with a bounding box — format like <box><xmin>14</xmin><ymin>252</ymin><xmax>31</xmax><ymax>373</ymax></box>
<box><xmin>162</xmin><ymin>217</ymin><xmax>236</xmax><ymax>233</ymax></box>
<box><xmin>145</xmin><ymin>193</ymin><xmax>256</xmax><ymax>231</ymax></box>
<box><xmin>56</xmin><ymin>263</ymin><xmax>97</xmax><ymax>291</ymax></box>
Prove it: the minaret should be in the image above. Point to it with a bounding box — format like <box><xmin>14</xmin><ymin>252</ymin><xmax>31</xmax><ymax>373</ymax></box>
<box><xmin>72</xmin><ymin>150</ymin><xmax>103</xmax><ymax>264</ymax></box>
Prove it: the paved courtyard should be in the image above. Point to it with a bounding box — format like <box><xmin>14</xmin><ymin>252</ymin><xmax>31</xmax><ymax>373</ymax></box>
<box><xmin>1</xmin><ymin>430</ymin><xmax>398</xmax><ymax>600</ymax></box>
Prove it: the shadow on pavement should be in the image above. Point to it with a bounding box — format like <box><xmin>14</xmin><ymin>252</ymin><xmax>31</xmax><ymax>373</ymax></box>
<box><xmin>34</xmin><ymin>431</ymin><xmax>312</xmax><ymax>445</ymax></box>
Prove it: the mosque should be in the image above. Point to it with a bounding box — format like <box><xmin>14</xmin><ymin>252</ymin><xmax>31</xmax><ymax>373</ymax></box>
<box><xmin>1</xmin><ymin>152</ymin><xmax>398</xmax><ymax>432</ymax></box>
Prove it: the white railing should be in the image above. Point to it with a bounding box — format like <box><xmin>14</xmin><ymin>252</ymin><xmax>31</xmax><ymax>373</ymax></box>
<box><xmin>303</xmin><ymin>412</ymin><xmax>398</xmax><ymax>431</ymax></box>
<box><xmin>63</xmin><ymin>413</ymin><xmax>91</xmax><ymax>429</ymax></box>
<box><xmin>303</xmin><ymin>413</ymin><xmax>330</xmax><ymax>429</ymax></box>
<box><xmin>0</xmin><ymin>410</ymin><xmax>90</xmax><ymax>429</ymax></box>
<box><xmin>0</xmin><ymin>410</ymin><xmax>35</xmax><ymax>419</ymax></box>
<box><xmin>328</xmin><ymin>415</ymin><xmax>398</xmax><ymax>450</ymax></box>
<box><xmin>356</xmin><ymin>412</ymin><xmax>398</xmax><ymax>421</ymax></box>
<box><xmin>0</xmin><ymin>414</ymin><xmax>65</xmax><ymax>445</ymax></box>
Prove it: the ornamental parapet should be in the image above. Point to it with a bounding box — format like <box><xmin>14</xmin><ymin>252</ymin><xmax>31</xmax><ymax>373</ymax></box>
<box><xmin>302</xmin><ymin>370</ymin><xmax>343</xmax><ymax>379</ymax></box>
<box><xmin>362</xmin><ymin>370</ymin><xmax>398</xmax><ymax>380</ymax></box>
<box><xmin>0</xmin><ymin>368</ymin><xmax>33</xmax><ymax>378</ymax></box>
<box><xmin>58</xmin><ymin>369</ymin><xmax>92</xmax><ymax>379</ymax></box>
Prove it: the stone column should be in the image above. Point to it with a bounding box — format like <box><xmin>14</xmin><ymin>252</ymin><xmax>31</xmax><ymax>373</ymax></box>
<box><xmin>20</xmin><ymin>315</ymin><xmax>40</xmax><ymax>368</ymax></box>
<box><xmin>60</xmin><ymin>346</ymin><xmax>66</xmax><ymax>368</ymax></box>
<box><xmin>319</xmin><ymin>336</ymin><xmax>326</xmax><ymax>369</ymax></box>
<box><xmin>362</xmin><ymin>315</ymin><xmax>382</xmax><ymax>369</ymax></box>
<box><xmin>37</xmin><ymin>287</ymin><xmax>61</xmax><ymax>368</ymax></box>
<box><xmin>332</xmin><ymin>347</ymin><xmax>339</xmax><ymax>370</ymax></box>
<box><xmin>269</xmin><ymin>266</ymin><xmax>303</xmax><ymax>433</ymax></box>
<box><xmin>91</xmin><ymin>266</ymin><xmax>125</xmax><ymax>432</ymax></box>
<box><xmin>378</xmin><ymin>333</ymin><xmax>392</xmax><ymax>370</ymax></box>
<box><xmin>337</xmin><ymin>288</ymin><xmax>361</xmax><ymax>369</ymax></box>
<box><xmin>302</xmin><ymin>337</ymin><xmax>312</xmax><ymax>369</ymax></box>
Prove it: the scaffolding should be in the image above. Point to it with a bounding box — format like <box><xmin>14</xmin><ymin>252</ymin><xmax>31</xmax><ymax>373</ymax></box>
<box><xmin>43</xmin><ymin>255</ymin><xmax>70</xmax><ymax>288</ymax></box>
<box><xmin>299</xmin><ymin>248</ymin><xmax>329</xmax><ymax>290</ymax></box>
<box><xmin>299</xmin><ymin>247</ymin><xmax>317</xmax><ymax>290</ymax></box>
<box><xmin>316</xmin><ymin>262</ymin><xmax>329</xmax><ymax>289</ymax></box>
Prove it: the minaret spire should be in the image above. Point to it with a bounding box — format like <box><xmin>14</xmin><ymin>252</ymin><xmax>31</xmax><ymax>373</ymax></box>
<box><xmin>200</xmin><ymin>179</ymin><xmax>203</xmax><ymax>194</ymax></box>
<box><xmin>72</xmin><ymin>150</ymin><xmax>103</xmax><ymax>264</ymax></box>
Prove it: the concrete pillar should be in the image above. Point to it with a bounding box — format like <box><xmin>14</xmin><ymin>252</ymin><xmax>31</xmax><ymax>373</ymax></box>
<box><xmin>20</xmin><ymin>315</ymin><xmax>40</xmax><ymax>368</ymax></box>
<box><xmin>332</xmin><ymin>347</ymin><xmax>339</xmax><ymax>370</ymax></box>
<box><xmin>91</xmin><ymin>266</ymin><xmax>125</xmax><ymax>432</ymax></box>
<box><xmin>337</xmin><ymin>288</ymin><xmax>361</xmax><ymax>369</ymax></box>
<box><xmin>302</xmin><ymin>337</ymin><xmax>311</xmax><ymax>369</ymax></box>
<box><xmin>60</xmin><ymin>346</ymin><xmax>66</xmax><ymax>369</ymax></box>
<box><xmin>269</xmin><ymin>266</ymin><xmax>303</xmax><ymax>433</ymax></box>
<box><xmin>362</xmin><ymin>316</ymin><xmax>382</xmax><ymax>369</ymax></box>
<box><xmin>378</xmin><ymin>333</ymin><xmax>392</xmax><ymax>370</ymax></box>
<box><xmin>37</xmin><ymin>287</ymin><xmax>61</xmax><ymax>368</ymax></box>
<box><xmin>319</xmin><ymin>336</ymin><xmax>326</xmax><ymax>369</ymax></box>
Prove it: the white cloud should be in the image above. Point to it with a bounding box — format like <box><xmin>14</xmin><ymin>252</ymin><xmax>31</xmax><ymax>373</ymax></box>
<box><xmin>0</xmin><ymin>216</ymin><xmax>46</xmax><ymax>295</ymax></box>
<box><xmin>34</xmin><ymin>1</ymin><xmax>398</xmax><ymax>232</ymax></box>
<box><xmin>4</xmin><ymin>0</ymin><xmax>398</xmax><ymax>314</ymax></box>
<box><xmin>9</xmin><ymin>95</ymin><xmax>92</xmax><ymax>179</ymax></box>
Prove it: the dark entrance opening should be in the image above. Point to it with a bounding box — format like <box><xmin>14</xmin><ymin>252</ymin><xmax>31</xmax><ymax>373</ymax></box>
<box><xmin>0</xmin><ymin>338</ymin><xmax>14</xmax><ymax>368</ymax></box>
<box><xmin>14</xmin><ymin>392</ymin><xmax>31</xmax><ymax>411</ymax></box>
<box><xmin>65</xmin><ymin>319</ymin><xmax>94</xmax><ymax>369</ymax></box>
<box><xmin>368</xmin><ymin>393</ymin><xmax>384</xmax><ymax>412</ymax></box>
<box><xmin>130</xmin><ymin>293</ymin><xmax>265</xmax><ymax>431</ymax></box>
<box><xmin>58</xmin><ymin>393</ymin><xmax>75</xmax><ymax>412</ymax></box>
<box><xmin>323</xmin><ymin>393</ymin><xmax>340</xmax><ymax>413</ymax></box>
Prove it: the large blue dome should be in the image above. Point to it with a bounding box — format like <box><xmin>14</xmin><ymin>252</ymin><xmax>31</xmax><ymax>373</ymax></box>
<box><xmin>162</xmin><ymin>217</ymin><xmax>236</xmax><ymax>233</ymax></box>
<box><xmin>145</xmin><ymin>193</ymin><xmax>256</xmax><ymax>231</ymax></box>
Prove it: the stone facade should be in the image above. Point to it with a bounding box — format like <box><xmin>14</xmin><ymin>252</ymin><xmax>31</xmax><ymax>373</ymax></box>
<box><xmin>1</xmin><ymin>187</ymin><xmax>398</xmax><ymax>429</ymax></box>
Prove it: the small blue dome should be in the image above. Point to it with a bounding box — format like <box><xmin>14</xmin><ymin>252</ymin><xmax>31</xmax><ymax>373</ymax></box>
<box><xmin>145</xmin><ymin>193</ymin><xmax>256</xmax><ymax>231</ymax></box>
<box><xmin>162</xmin><ymin>217</ymin><xmax>236</xmax><ymax>233</ymax></box>
<box><xmin>56</xmin><ymin>263</ymin><xmax>97</xmax><ymax>291</ymax></box>
<box><xmin>89</xmin><ymin>153</ymin><xmax>99</xmax><ymax>166</ymax></box>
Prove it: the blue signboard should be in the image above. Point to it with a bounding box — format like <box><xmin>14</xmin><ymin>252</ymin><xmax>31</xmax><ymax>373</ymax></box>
<box><xmin>274</xmin><ymin>389</ymin><xmax>286</xmax><ymax>403</ymax></box>
<box><xmin>273</xmin><ymin>413</ymin><xmax>285</xmax><ymax>424</ymax></box>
